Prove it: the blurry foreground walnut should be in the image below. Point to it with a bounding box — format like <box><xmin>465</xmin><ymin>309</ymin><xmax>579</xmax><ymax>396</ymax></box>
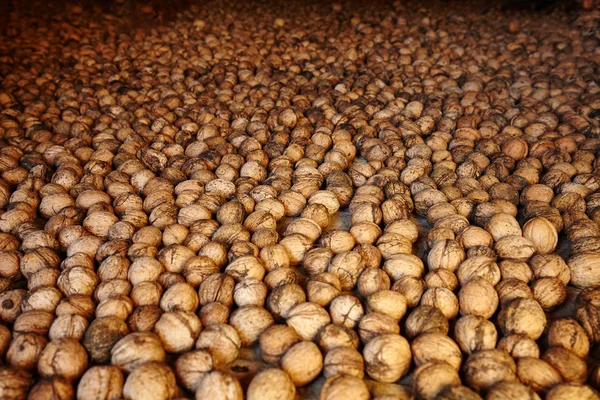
<box><xmin>485</xmin><ymin>381</ymin><xmax>540</xmax><ymax>400</ymax></box>
<box><xmin>174</xmin><ymin>349</ymin><xmax>214</xmax><ymax>392</ymax></box>
<box><xmin>412</xmin><ymin>361</ymin><xmax>461</xmax><ymax>399</ymax></box>
<box><xmin>247</xmin><ymin>368</ymin><xmax>296</xmax><ymax>400</ymax></box>
<box><xmin>0</xmin><ymin>366</ymin><xmax>32</xmax><ymax>400</ymax></box>
<box><xmin>546</xmin><ymin>383</ymin><xmax>599</xmax><ymax>400</ymax></box>
<box><xmin>27</xmin><ymin>377</ymin><xmax>73</xmax><ymax>400</ymax></box>
<box><xmin>123</xmin><ymin>362</ymin><xmax>177</xmax><ymax>400</ymax></box>
<box><xmin>319</xmin><ymin>374</ymin><xmax>370</xmax><ymax>400</ymax></box>
<box><xmin>77</xmin><ymin>366</ymin><xmax>123</xmax><ymax>400</ymax></box>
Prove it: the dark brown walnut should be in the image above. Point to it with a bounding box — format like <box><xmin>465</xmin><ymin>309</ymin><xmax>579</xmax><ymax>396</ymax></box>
<box><xmin>83</xmin><ymin>316</ymin><xmax>129</xmax><ymax>363</ymax></box>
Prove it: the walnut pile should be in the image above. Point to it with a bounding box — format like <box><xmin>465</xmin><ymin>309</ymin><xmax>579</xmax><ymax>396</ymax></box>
<box><xmin>0</xmin><ymin>0</ymin><xmax>599</xmax><ymax>399</ymax></box>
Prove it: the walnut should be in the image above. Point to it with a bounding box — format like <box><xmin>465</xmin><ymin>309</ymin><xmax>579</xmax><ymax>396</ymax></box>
<box><xmin>546</xmin><ymin>383</ymin><xmax>599</xmax><ymax>400</ymax></box>
<box><xmin>516</xmin><ymin>357</ymin><xmax>562</xmax><ymax>394</ymax></box>
<box><xmin>528</xmin><ymin>254</ymin><xmax>570</xmax><ymax>284</ymax></box>
<box><xmin>391</xmin><ymin>276</ymin><xmax>425</xmax><ymax>308</ymax></box>
<box><xmin>329</xmin><ymin>295</ymin><xmax>364</xmax><ymax>330</ymax></box>
<box><xmin>497</xmin><ymin>334</ymin><xmax>540</xmax><ymax>358</ymax></box>
<box><xmin>38</xmin><ymin>339</ymin><xmax>88</xmax><ymax>381</ymax></box>
<box><xmin>358</xmin><ymin>312</ymin><xmax>400</xmax><ymax>343</ymax></box>
<box><xmin>363</xmin><ymin>334</ymin><xmax>411</xmax><ymax>383</ymax></box>
<box><xmin>547</xmin><ymin>318</ymin><xmax>590</xmax><ymax>358</ymax></box>
<box><xmin>266</xmin><ymin>283</ymin><xmax>306</xmax><ymax>320</ymax></box>
<box><xmin>307</xmin><ymin>273</ymin><xmax>342</xmax><ymax>307</ymax></box>
<box><xmin>83</xmin><ymin>316</ymin><xmax>129</xmax><ymax>363</ymax></box>
<box><xmin>319</xmin><ymin>375</ymin><xmax>370</xmax><ymax>400</ymax></box>
<box><xmin>247</xmin><ymin>368</ymin><xmax>296</xmax><ymax>400</ymax></box>
<box><xmin>229</xmin><ymin>305</ymin><xmax>274</xmax><ymax>346</ymax></box>
<box><xmin>542</xmin><ymin>347</ymin><xmax>587</xmax><ymax>384</ymax></box>
<box><xmin>366</xmin><ymin>290</ymin><xmax>407</xmax><ymax>321</ymax></box>
<box><xmin>110</xmin><ymin>332</ymin><xmax>166</xmax><ymax>372</ymax></box>
<box><xmin>174</xmin><ymin>349</ymin><xmax>214</xmax><ymax>391</ymax></box>
<box><xmin>427</xmin><ymin>239</ymin><xmax>465</xmax><ymax>272</ymax></box>
<box><xmin>154</xmin><ymin>311</ymin><xmax>201</xmax><ymax>353</ymax></box>
<box><xmin>453</xmin><ymin>315</ymin><xmax>497</xmax><ymax>355</ymax></box>
<box><xmin>196</xmin><ymin>323</ymin><xmax>241</xmax><ymax>367</ymax></box>
<box><xmin>77</xmin><ymin>366</ymin><xmax>123</xmax><ymax>400</ymax></box>
<box><xmin>318</xmin><ymin>324</ymin><xmax>360</xmax><ymax>352</ymax></box>
<box><xmin>522</xmin><ymin>217</ymin><xmax>558</xmax><ymax>254</ymax></box>
<box><xmin>233</xmin><ymin>278</ymin><xmax>267</xmax><ymax>307</ymax></box>
<box><xmin>456</xmin><ymin>256</ymin><xmax>501</xmax><ymax>286</ymax></box>
<box><xmin>412</xmin><ymin>361</ymin><xmax>461</xmax><ymax>400</ymax></box>
<box><xmin>421</xmin><ymin>288</ymin><xmax>459</xmax><ymax>319</ymax></box>
<box><xmin>463</xmin><ymin>350</ymin><xmax>517</xmax><ymax>392</ymax></box>
<box><xmin>485</xmin><ymin>382</ymin><xmax>541</xmax><ymax>400</ymax></box>
<box><xmin>531</xmin><ymin>277</ymin><xmax>566</xmax><ymax>310</ymax></box>
<box><xmin>411</xmin><ymin>333</ymin><xmax>462</xmax><ymax>371</ymax></box>
<box><xmin>484</xmin><ymin>213</ymin><xmax>522</xmax><ymax>242</ymax></box>
<box><xmin>568</xmin><ymin>253</ymin><xmax>600</xmax><ymax>288</ymax></box>
<box><xmin>281</xmin><ymin>341</ymin><xmax>323</xmax><ymax>386</ymax></box>
<box><xmin>286</xmin><ymin>302</ymin><xmax>331</xmax><ymax>341</ymax></box>
<box><xmin>6</xmin><ymin>333</ymin><xmax>47</xmax><ymax>371</ymax></box>
<box><xmin>495</xmin><ymin>235</ymin><xmax>535</xmax><ymax>261</ymax></box>
<box><xmin>0</xmin><ymin>367</ymin><xmax>32</xmax><ymax>400</ymax></box>
<box><xmin>458</xmin><ymin>278</ymin><xmax>498</xmax><ymax>319</ymax></box>
<box><xmin>323</xmin><ymin>346</ymin><xmax>364</xmax><ymax>378</ymax></box>
<box><xmin>498</xmin><ymin>298</ymin><xmax>546</xmax><ymax>340</ymax></box>
<box><xmin>123</xmin><ymin>362</ymin><xmax>177</xmax><ymax>400</ymax></box>
<box><xmin>383</xmin><ymin>254</ymin><xmax>425</xmax><ymax>281</ymax></box>
<box><xmin>259</xmin><ymin>324</ymin><xmax>300</xmax><ymax>364</ymax></box>
<box><xmin>194</xmin><ymin>371</ymin><xmax>243</xmax><ymax>400</ymax></box>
